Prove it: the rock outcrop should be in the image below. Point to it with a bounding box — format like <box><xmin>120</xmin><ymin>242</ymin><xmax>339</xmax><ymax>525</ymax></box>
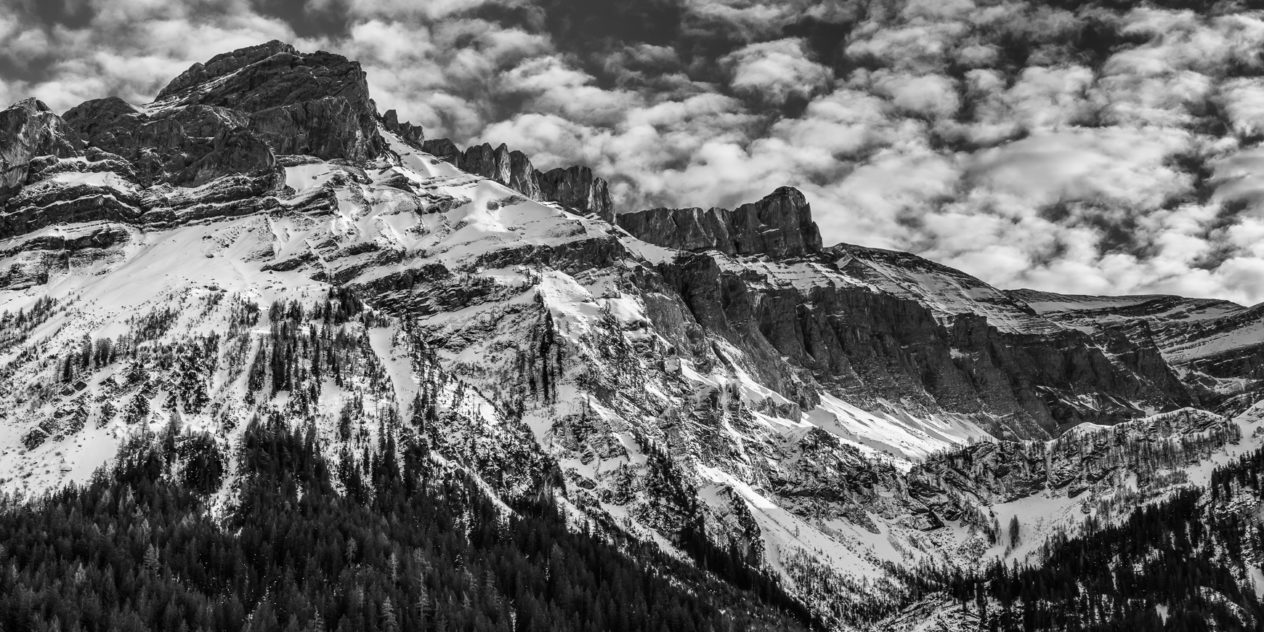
<box><xmin>618</xmin><ymin>186</ymin><xmax>822</xmax><ymax>258</ymax></box>
<box><xmin>910</xmin><ymin>408</ymin><xmax>1237</xmax><ymax>513</ymax></box>
<box><xmin>64</xmin><ymin>40</ymin><xmax>383</xmax><ymax>181</ymax></box>
<box><xmin>1012</xmin><ymin>289</ymin><xmax>1264</xmax><ymax>413</ymax></box>
<box><xmin>63</xmin><ymin>98</ymin><xmax>258</xmax><ymax>186</ymax></box>
<box><xmin>651</xmin><ymin>248</ymin><xmax>1188</xmax><ymax>438</ymax></box>
<box><xmin>155</xmin><ymin>41</ymin><xmax>385</xmax><ymax>162</ymax></box>
<box><xmin>6</xmin><ymin>40</ymin><xmax>1264</xmax><ymax>631</ymax></box>
<box><xmin>381</xmin><ymin>109</ymin><xmax>424</xmax><ymax>146</ymax></box>
<box><xmin>539</xmin><ymin>166</ymin><xmax>614</xmax><ymax>223</ymax></box>
<box><xmin>0</xmin><ymin>100</ymin><xmax>82</xmax><ymax>201</ymax></box>
<box><xmin>420</xmin><ymin>138</ymin><xmax>459</xmax><ymax>163</ymax></box>
<box><xmin>418</xmin><ymin>137</ymin><xmax>615</xmax><ymax>219</ymax></box>
<box><xmin>458</xmin><ymin>143</ymin><xmax>543</xmax><ymax>199</ymax></box>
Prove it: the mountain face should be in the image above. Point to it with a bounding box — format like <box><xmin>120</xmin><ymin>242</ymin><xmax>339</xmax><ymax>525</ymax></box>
<box><xmin>1012</xmin><ymin>289</ymin><xmax>1264</xmax><ymax>412</ymax></box>
<box><xmin>420</xmin><ymin>137</ymin><xmax>615</xmax><ymax>221</ymax></box>
<box><xmin>0</xmin><ymin>42</ymin><xmax>1263</xmax><ymax>631</ymax></box>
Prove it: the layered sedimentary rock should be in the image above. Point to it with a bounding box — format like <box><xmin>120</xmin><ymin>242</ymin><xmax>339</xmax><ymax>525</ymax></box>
<box><xmin>419</xmin><ymin>138</ymin><xmax>615</xmax><ymax>219</ymax></box>
<box><xmin>64</xmin><ymin>40</ymin><xmax>383</xmax><ymax>186</ymax></box>
<box><xmin>458</xmin><ymin>143</ymin><xmax>543</xmax><ymax>199</ymax></box>
<box><xmin>1013</xmin><ymin>289</ymin><xmax>1264</xmax><ymax>412</ymax></box>
<box><xmin>539</xmin><ymin>166</ymin><xmax>614</xmax><ymax>223</ymax></box>
<box><xmin>381</xmin><ymin>109</ymin><xmax>424</xmax><ymax>146</ymax></box>
<box><xmin>154</xmin><ymin>41</ymin><xmax>385</xmax><ymax>162</ymax></box>
<box><xmin>617</xmin><ymin>187</ymin><xmax>822</xmax><ymax>258</ymax></box>
<box><xmin>618</xmin><ymin>188</ymin><xmax>1188</xmax><ymax>437</ymax></box>
<box><xmin>0</xmin><ymin>99</ymin><xmax>82</xmax><ymax>201</ymax></box>
<box><xmin>63</xmin><ymin>98</ymin><xmax>262</xmax><ymax>186</ymax></box>
<box><xmin>910</xmin><ymin>408</ymin><xmax>1237</xmax><ymax>511</ymax></box>
<box><xmin>4</xmin><ymin>40</ymin><xmax>1264</xmax><ymax>630</ymax></box>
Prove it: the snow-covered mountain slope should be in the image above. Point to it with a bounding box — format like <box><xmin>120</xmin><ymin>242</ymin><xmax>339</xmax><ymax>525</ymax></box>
<box><xmin>2</xmin><ymin>42</ymin><xmax>1263</xmax><ymax>631</ymax></box>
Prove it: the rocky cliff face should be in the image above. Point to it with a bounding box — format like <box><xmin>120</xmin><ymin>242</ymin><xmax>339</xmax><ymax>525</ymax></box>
<box><xmin>0</xmin><ymin>99</ymin><xmax>82</xmax><ymax>201</ymax></box>
<box><xmin>154</xmin><ymin>40</ymin><xmax>385</xmax><ymax>162</ymax></box>
<box><xmin>62</xmin><ymin>40</ymin><xmax>381</xmax><ymax>190</ymax></box>
<box><xmin>381</xmin><ymin>109</ymin><xmax>424</xmax><ymax>146</ymax></box>
<box><xmin>619</xmin><ymin>186</ymin><xmax>822</xmax><ymax>258</ymax></box>
<box><xmin>419</xmin><ymin>137</ymin><xmax>615</xmax><ymax>220</ymax></box>
<box><xmin>539</xmin><ymin>165</ymin><xmax>614</xmax><ymax>223</ymax></box>
<box><xmin>618</xmin><ymin>191</ymin><xmax>1187</xmax><ymax>439</ymax></box>
<box><xmin>1013</xmin><ymin>289</ymin><xmax>1264</xmax><ymax>413</ymax></box>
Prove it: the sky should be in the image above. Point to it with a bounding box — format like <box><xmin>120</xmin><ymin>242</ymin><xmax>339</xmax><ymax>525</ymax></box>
<box><xmin>4</xmin><ymin>0</ymin><xmax>1264</xmax><ymax>305</ymax></box>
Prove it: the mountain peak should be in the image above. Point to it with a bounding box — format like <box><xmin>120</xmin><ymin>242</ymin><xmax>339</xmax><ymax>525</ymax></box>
<box><xmin>155</xmin><ymin>41</ymin><xmax>298</xmax><ymax>102</ymax></box>
<box><xmin>149</xmin><ymin>43</ymin><xmax>384</xmax><ymax>163</ymax></box>
<box><xmin>616</xmin><ymin>185</ymin><xmax>822</xmax><ymax>258</ymax></box>
<box><xmin>1</xmin><ymin>97</ymin><xmax>82</xmax><ymax>200</ymax></box>
<box><xmin>57</xmin><ymin>41</ymin><xmax>385</xmax><ymax>184</ymax></box>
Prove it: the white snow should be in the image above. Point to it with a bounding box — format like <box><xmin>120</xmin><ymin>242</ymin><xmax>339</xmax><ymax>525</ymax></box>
<box><xmin>805</xmin><ymin>394</ymin><xmax>991</xmax><ymax>467</ymax></box>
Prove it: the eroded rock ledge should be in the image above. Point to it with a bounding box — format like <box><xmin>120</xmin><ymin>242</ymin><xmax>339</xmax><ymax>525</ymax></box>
<box><xmin>419</xmin><ymin>138</ymin><xmax>614</xmax><ymax>222</ymax></box>
<box><xmin>616</xmin><ymin>186</ymin><xmax>823</xmax><ymax>258</ymax></box>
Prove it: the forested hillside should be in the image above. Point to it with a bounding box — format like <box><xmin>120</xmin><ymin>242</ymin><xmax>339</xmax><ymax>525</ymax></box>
<box><xmin>919</xmin><ymin>447</ymin><xmax>1264</xmax><ymax>631</ymax></box>
<box><xmin>0</xmin><ymin>418</ymin><xmax>814</xmax><ymax>632</ymax></box>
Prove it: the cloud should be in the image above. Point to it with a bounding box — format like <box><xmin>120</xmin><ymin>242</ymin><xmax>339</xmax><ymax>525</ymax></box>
<box><xmin>868</xmin><ymin>71</ymin><xmax>960</xmax><ymax>119</ymax></box>
<box><xmin>720</xmin><ymin>38</ymin><xmax>832</xmax><ymax>106</ymax></box>
<box><xmin>966</xmin><ymin>127</ymin><xmax>1194</xmax><ymax>210</ymax></box>
<box><xmin>1219</xmin><ymin>79</ymin><xmax>1264</xmax><ymax>137</ymax></box>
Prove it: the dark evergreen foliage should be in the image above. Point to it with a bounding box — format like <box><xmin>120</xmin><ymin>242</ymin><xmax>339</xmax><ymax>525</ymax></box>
<box><xmin>923</xmin><ymin>447</ymin><xmax>1264</xmax><ymax>631</ymax></box>
<box><xmin>0</xmin><ymin>417</ymin><xmax>813</xmax><ymax>632</ymax></box>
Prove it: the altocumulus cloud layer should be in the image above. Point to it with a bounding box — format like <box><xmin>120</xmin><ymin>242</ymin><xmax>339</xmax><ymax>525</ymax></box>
<box><xmin>5</xmin><ymin>0</ymin><xmax>1264</xmax><ymax>304</ymax></box>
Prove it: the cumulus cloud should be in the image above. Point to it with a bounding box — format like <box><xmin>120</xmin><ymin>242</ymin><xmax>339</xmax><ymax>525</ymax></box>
<box><xmin>967</xmin><ymin>127</ymin><xmax>1193</xmax><ymax>209</ymax></box>
<box><xmin>720</xmin><ymin>38</ymin><xmax>832</xmax><ymax>106</ymax></box>
<box><xmin>868</xmin><ymin>71</ymin><xmax>960</xmax><ymax>119</ymax></box>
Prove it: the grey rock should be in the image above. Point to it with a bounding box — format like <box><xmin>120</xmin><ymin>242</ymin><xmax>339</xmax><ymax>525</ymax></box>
<box><xmin>421</xmin><ymin>137</ymin><xmax>617</xmax><ymax>219</ymax></box>
<box><xmin>539</xmin><ymin>165</ymin><xmax>614</xmax><ymax>222</ymax></box>
<box><xmin>64</xmin><ymin>98</ymin><xmax>265</xmax><ymax>187</ymax></box>
<box><xmin>455</xmin><ymin>143</ymin><xmax>542</xmax><ymax>199</ymax></box>
<box><xmin>618</xmin><ymin>186</ymin><xmax>822</xmax><ymax>258</ymax></box>
<box><xmin>420</xmin><ymin>138</ymin><xmax>459</xmax><ymax>163</ymax></box>
<box><xmin>176</xmin><ymin>127</ymin><xmax>276</xmax><ymax>187</ymax></box>
<box><xmin>382</xmin><ymin>109</ymin><xmax>424</xmax><ymax>146</ymax></box>
<box><xmin>155</xmin><ymin>41</ymin><xmax>385</xmax><ymax>162</ymax></box>
<box><xmin>0</xmin><ymin>99</ymin><xmax>82</xmax><ymax>201</ymax></box>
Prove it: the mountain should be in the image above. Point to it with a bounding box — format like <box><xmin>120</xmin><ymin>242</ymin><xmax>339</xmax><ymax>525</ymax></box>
<box><xmin>1012</xmin><ymin>288</ymin><xmax>1264</xmax><ymax>412</ymax></box>
<box><xmin>0</xmin><ymin>41</ymin><xmax>1262</xmax><ymax>631</ymax></box>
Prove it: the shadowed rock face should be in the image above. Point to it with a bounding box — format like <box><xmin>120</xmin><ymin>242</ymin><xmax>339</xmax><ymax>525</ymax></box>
<box><xmin>418</xmin><ymin>137</ymin><xmax>615</xmax><ymax>220</ymax></box>
<box><xmin>651</xmin><ymin>247</ymin><xmax>1190</xmax><ymax>438</ymax></box>
<box><xmin>382</xmin><ymin>109</ymin><xmax>424</xmax><ymax>146</ymax></box>
<box><xmin>63</xmin><ymin>99</ymin><xmax>263</xmax><ymax>186</ymax></box>
<box><xmin>0</xmin><ymin>99</ymin><xmax>82</xmax><ymax>201</ymax></box>
<box><xmin>161</xmin><ymin>41</ymin><xmax>385</xmax><ymax>162</ymax></box>
<box><xmin>1008</xmin><ymin>289</ymin><xmax>1264</xmax><ymax>412</ymax></box>
<box><xmin>420</xmin><ymin>138</ymin><xmax>459</xmax><ymax>163</ymax></box>
<box><xmin>457</xmin><ymin>143</ymin><xmax>544</xmax><ymax>199</ymax></box>
<box><xmin>539</xmin><ymin>166</ymin><xmax>614</xmax><ymax>223</ymax></box>
<box><xmin>65</xmin><ymin>40</ymin><xmax>384</xmax><ymax>178</ymax></box>
<box><xmin>617</xmin><ymin>186</ymin><xmax>822</xmax><ymax>258</ymax></box>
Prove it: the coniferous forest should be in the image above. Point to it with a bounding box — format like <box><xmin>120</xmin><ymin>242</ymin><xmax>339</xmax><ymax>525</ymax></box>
<box><xmin>0</xmin><ymin>417</ymin><xmax>813</xmax><ymax>632</ymax></box>
<box><xmin>925</xmin><ymin>447</ymin><xmax>1264</xmax><ymax>631</ymax></box>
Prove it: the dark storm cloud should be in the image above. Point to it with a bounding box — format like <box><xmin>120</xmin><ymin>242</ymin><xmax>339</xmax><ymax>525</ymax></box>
<box><xmin>2</xmin><ymin>0</ymin><xmax>1264</xmax><ymax>304</ymax></box>
<box><xmin>249</xmin><ymin>0</ymin><xmax>351</xmax><ymax>37</ymax></box>
<box><xmin>12</xmin><ymin>0</ymin><xmax>96</xmax><ymax>29</ymax></box>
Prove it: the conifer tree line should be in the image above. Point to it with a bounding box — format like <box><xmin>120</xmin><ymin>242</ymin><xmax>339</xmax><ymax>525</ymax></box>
<box><xmin>0</xmin><ymin>415</ymin><xmax>816</xmax><ymax>632</ymax></box>
<box><xmin>0</xmin><ymin>285</ymin><xmax>825</xmax><ymax>632</ymax></box>
<box><xmin>917</xmin><ymin>446</ymin><xmax>1264</xmax><ymax>631</ymax></box>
